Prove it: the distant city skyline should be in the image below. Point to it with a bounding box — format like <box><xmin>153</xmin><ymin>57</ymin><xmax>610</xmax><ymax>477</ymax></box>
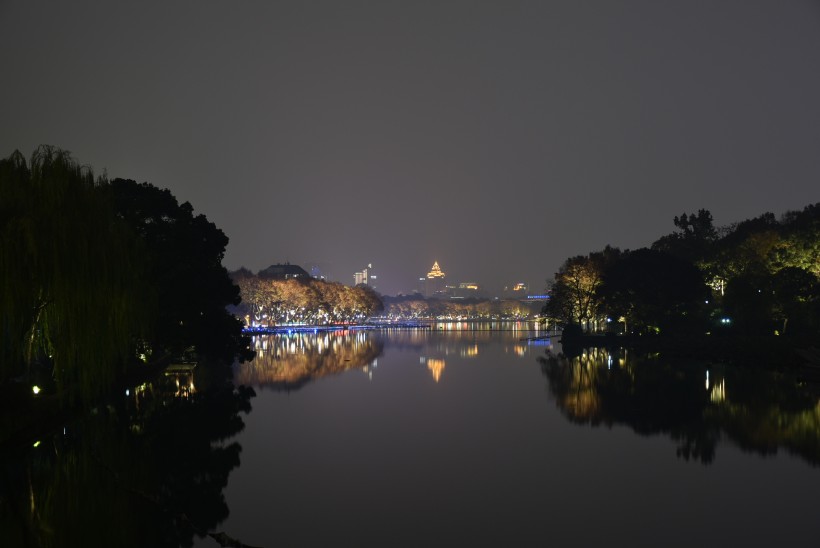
<box><xmin>247</xmin><ymin>256</ymin><xmax>542</xmax><ymax>296</ymax></box>
<box><xmin>249</xmin><ymin>258</ymin><xmax>530</xmax><ymax>297</ymax></box>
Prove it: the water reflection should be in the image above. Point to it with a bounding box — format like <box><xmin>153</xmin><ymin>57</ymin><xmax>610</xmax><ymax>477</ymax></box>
<box><xmin>0</xmin><ymin>363</ymin><xmax>254</xmax><ymax>548</ymax></box>
<box><xmin>381</xmin><ymin>325</ymin><xmax>545</xmax><ymax>361</ymax></box>
<box><xmin>420</xmin><ymin>357</ymin><xmax>446</xmax><ymax>382</ymax></box>
<box><xmin>539</xmin><ymin>347</ymin><xmax>820</xmax><ymax>466</ymax></box>
<box><xmin>236</xmin><ymin>332</ymin><xmax>384</xmax><ymax>390</ymax></box>
<box><xmin>238</xmin><ymin>326</ymin><xmax>543</xmax><ymax>390</ymax></box>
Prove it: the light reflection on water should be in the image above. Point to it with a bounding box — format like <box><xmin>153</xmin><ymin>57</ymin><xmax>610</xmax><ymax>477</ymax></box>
<box><xmin>211</xmin><ymin>325</ymin><xmax>820</xmax><ymax>547</ymax></box>
<box><xmin>237</xmin><ymin>321</ymin><xmax>545</xmax><ymax>388</ymax></box>
<box><xmin>236</xmin><ymin>330</ymin><xmax>383</xmax><ymax>389</ymax></box>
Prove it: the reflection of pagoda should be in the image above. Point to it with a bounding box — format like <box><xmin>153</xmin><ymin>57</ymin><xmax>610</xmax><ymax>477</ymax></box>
<box><xmin>422</xmin><ymin>261</ymin><xmax>447</xmax><ymax>297</ymax></box>
<box><xmin>427</xmin><ymin>358</ymin><xmax>445</xmax><ymax>383</ymax></box>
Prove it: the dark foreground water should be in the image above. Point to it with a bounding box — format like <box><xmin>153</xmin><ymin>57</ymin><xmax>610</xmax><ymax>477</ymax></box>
<box><xmin>210</xmin><ymin>324</ymin><xmax>820</xmax><ymax>547</ymax></box>
<box><xmin>4</xmin><ymin>324</ymin><xmax>820</xmax><ymax>547</ymax></box>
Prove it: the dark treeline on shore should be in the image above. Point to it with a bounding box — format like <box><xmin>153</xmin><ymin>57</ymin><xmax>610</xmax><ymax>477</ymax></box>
<box><xmin>1</xmin><ymin>146</ymin><xmax>257</xmax><ymax>547</ymax></box>
<box><xmin>0</xmin><ymin>146</ymin><xmax>251</xmax><ymax>409</ymax></box>
<box><xmin>544</xmin><ymin>205</ymin><xmax>820</xmax><ymax>360</ymax></box>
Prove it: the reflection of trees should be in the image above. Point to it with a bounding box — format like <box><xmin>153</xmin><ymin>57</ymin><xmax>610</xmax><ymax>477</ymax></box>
<box><xmin>539</xmin><ymin>348</ymin><xmax>820</xmax><ymax>466</ymax></box>
<box><xmin>380</xmin><ymin>325</ymin><xmax>533</xmax><ymax>357</ymax></box>
<box><xmin>0</xmin><ymin>368</ymin><xmax>254</xmax><ymax>547</ymax></box>
<box><xmin>540</xmin><ymin>348</ymin><xmax>718</xmax><ymax>463</ymax></box>
<box><xmin>237</xmin><ymin>328</ymin><xmax>537</xmax><ymax>390</ymax></box>
<box><xmin>236</xmin><ymin>333</ymin><xmax>384</xmax><ymax>390</ymax></box>
<box><xmin>704</xmin><ymin>367</ymin><xmax>820</xmax><ymax>464</ymax></box>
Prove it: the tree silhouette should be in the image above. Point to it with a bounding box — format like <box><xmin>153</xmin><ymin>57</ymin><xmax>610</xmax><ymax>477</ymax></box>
<box><xmin>110</xmin><ymin>179</ymin><xmax>250</xmax><ymax>363</ymax></box>
<box><xmin>0</xmin><ymin>147</ymin><xmax>152</xmax><ymax>401</ymax></box>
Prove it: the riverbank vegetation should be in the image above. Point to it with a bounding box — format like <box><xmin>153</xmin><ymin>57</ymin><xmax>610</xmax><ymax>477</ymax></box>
<box><xmin>232</xmin><ymin>269</ymin><xmax>384</xmax><ymax>325</ymax></box>
<box><xmin>381</xmin><ymin>294</ymin><xmax>540</xmax><ymax>320</ymax></box>
<box><xmin>544</xmin><ymin>205</ymin><xmax>819</xmax><ymax>360</ymax></box>
<box><xmin>0</xmin><ymin>146</ymin><xmax>250</xmax><ymax>410</ymax></box>
<box><xmin>232</xmin><ymin>273</ymin><xmax>541</xmax><ymax>325</ymax></box>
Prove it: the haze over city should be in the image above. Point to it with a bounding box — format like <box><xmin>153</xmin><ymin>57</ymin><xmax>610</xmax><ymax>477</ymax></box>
<box><xmin>2</xmin><ymin>1</ymin><xmax>819</xmax><ymax>294</ymax></box>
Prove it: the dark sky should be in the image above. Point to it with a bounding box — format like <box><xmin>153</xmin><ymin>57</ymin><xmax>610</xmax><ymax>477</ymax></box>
<box><xmin>2</xmin><ymin>1</ymin><xmax>819</xmax><ymax>295</ymax></box>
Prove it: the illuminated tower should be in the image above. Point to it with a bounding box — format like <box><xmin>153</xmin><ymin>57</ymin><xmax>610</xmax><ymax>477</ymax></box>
<box><xmin>424</xmin><ymin>261</ymin><xmax>446</xmax><ymax>297</ymax></box>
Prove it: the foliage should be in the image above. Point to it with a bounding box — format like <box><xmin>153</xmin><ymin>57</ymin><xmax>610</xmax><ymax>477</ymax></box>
<box><xmin>772</xmin><ymin>204</ymin><xmax>820</xmax><ymax>277</ymax></box>
<box><xmin>652</xmin><ymin>208</ymin><xmax>718</xmax><ymax>263</ymax></box>
<box><xmin>233</xmin><ymin>273</ymin><xmax>384</xmax><ymax>325</ymax></box>
<box><xmin>545</xmin><ymin>203</ymin><xmax>818</xmax><ymax>340</ymax></box>
<box><xmin>110</xmin><ymin>179</ymin><xmax>251</xmax><ymax>363</ymax></box>
<box><xmin>0</xmin><ymin>147</ymin><xmax>152</xmax><ymax>401</ymax></box>
<box><xmin>543</xmin><ymin>246</ymin><xmax>622</xmax><ymax>331</ymax></box>
<box><xmin>381</xmin><ymin>295</ymin><xmax>537</xmax><ymax>320</ymax></box>
<box><xmin>724</xmin><ymin>267</ymin><xmax>819</xmax><ymax>336</ymax></box>
<box><xmin>597</xmin><ymin>248</ymin><xmax>709</xmax><ymax>335</ymax></box>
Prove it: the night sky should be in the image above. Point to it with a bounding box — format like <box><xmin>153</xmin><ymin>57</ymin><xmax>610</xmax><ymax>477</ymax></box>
<box><xmin>2</xmin><ymin>1</ymin><xmax>819</xmax><ymax>295</ymax></box>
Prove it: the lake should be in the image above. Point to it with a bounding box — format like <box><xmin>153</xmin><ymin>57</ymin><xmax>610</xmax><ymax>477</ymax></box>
<box><xmin>204</xmin><ymin>324</ymin><xmax>820</xmax><ymax>547</ymax></box>
<box><xmin>4</xmin><ymin>323</ymin><xmax>820</xmax><ymax>547</ymax></box>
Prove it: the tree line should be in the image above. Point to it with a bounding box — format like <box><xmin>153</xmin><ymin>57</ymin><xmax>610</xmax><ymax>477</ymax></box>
<box><xmin>230</xmin><ymin>275</ymin><xmax>541</xmax><ymax>324</ymax></box>
<box><xmin>544</xmin><ymin>205</ymin><xmax>820</xmax><ymax>340</ymax></box>
<box><xmin>231</xmin><ymin>270</ymin><xmax>384</xmax><ymax>325</ymax></box>
<box><xmin>0</xmin><ymin>146</ymin><xmax>249</xmax><ymax>402</ymax></box>
<box><xmin>381</xmin><ymin>295</ymin><xmax>538</xmax><ymax>320</ymax></box>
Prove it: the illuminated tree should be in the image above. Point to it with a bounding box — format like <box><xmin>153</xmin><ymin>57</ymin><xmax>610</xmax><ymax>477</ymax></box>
<box><xmin>772</xmin><ymin>204</ymin><xmax>820</xmax><ymax>277</ymax></box>
<box><xmin>235</xmin><ymin>276</ymin><xmax>385</xmax><ymax>325</ymax></box>
<box><xmin>544</xmin><ymin>247</ymin><xmax>621</xmax><ymax>331</ymax></box>
<box><xmin>771</xmin><ymin>267</ymin><xmax>818</xmax><ymax>336</ymax></box>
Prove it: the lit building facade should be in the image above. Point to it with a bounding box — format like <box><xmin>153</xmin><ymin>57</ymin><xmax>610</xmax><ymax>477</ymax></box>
<box><xmin>503</xmin><ymin>282</ymin><xmax>529</xmax><ymax>297</ymax></box>
<box><xmin>452</xmin><ymin>282</ymin><xmax>481</xmax><ymax>299</ymax></box>
<box><xmin>353</xmin><ymin>263</ymin><xmax>377</xmax><ymax>290</ymax></box>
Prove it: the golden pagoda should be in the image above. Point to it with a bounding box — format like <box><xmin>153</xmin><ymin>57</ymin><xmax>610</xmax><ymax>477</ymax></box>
<box><xmin>427</xmin><ymin>261</ymin><xmax>445</xmax><ymax>279</ymax></box>
<box><xmin>421</xmin><ymin>261</ymin><xmax>447</xmax><ymax>297</ymax></box>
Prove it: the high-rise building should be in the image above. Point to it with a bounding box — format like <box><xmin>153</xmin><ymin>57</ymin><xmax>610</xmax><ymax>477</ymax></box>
<box><xmin>354</xmin><ymin>268</ymin><xmax>368</xmax><ymax>286</ymax></box>
<box><xmin>353</xmin><ymin>263</ymin><xmax>377</xmax><ymax>290</ymax></box>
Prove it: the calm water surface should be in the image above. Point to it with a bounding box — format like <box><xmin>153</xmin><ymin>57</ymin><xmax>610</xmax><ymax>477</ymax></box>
<box><xmin>202</xmin><ymin>324</ymin><xmax>820</xmax><ymax>547</ymax></box>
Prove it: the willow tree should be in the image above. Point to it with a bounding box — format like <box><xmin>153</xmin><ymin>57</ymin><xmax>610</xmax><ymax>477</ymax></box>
<box><xmin>0</xmin><ymin>146</ymin><xmax>153</xmax><ymax>402</ymax></box>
